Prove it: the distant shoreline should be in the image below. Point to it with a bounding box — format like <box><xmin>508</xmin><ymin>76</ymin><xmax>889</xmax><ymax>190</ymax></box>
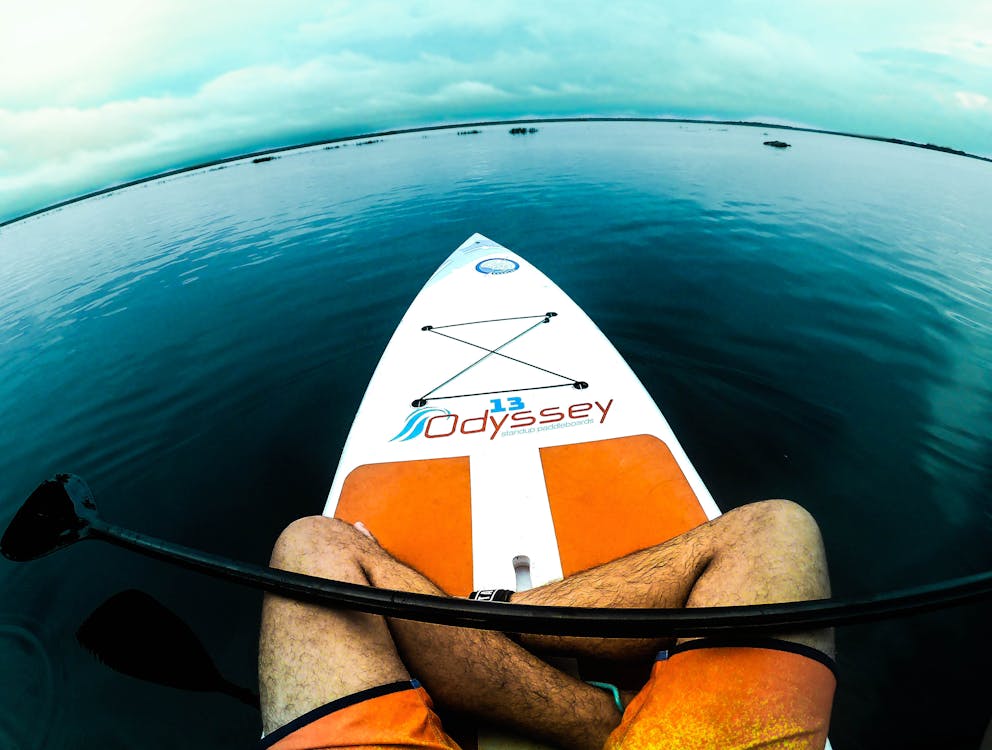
<box><xmin>3</xmin><ymin>116</ymin><xmax>989</xmax><ymax>228</ymax></box>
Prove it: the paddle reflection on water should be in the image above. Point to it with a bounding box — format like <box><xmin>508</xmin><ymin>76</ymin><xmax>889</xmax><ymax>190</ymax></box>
<box><xmin>76</xmin><ymin>589</ymin><xmax>259</xmax><ymax>708</ymax></box>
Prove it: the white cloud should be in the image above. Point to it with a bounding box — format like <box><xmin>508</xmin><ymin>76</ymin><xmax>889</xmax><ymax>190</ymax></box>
<box><xmin>0</xmin><ymin>0</ymin><xmax>326</xmax><ymax>108</ymax></box>
<box><xmin>431</xmin><ymin>81</ymin><xmax>511</xmax><ymax>101</ymax></box>
<box><xmin>955</xmin><ymin>91</ymin><xmax>991</xmax><ymax>110</ymax></box>
<box><xmin>919</xmin><ymin>6</ymin><xmax>992</xmax><ymax>67</ymax></box>
<box><xmin>295</xmin><ymin>1</ymin><xmax>532</xmax><ymax>41</ymax></box>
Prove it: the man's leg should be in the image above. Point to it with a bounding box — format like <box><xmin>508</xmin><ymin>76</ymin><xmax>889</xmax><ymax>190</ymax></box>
<box><xmin>509</xmin><ymin>499</ymin><xmax>835</xmax><ymax>750</ymax></box>
<box><xmin>258</xmin><ymin>518</ymin><xmax>411</xmax><ymax>733</ymax></box>
<box><xmin>512</xmin><ymin>498</ymin><xmax>834</xmax><ymax>660</ymax></box>
<box><xmin>258</xmin><ymin>516</ymin><xmax>620</xmax><ymax>750</ymax></box>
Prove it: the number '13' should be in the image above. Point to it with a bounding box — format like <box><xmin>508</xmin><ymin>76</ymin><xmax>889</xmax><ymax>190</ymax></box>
<box><xmin>490</xmin><ymin>397</ymin><xmax>525</xmax><ymax>413</ymax></box>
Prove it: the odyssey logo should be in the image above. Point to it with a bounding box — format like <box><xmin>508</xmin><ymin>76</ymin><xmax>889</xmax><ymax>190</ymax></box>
<box><xmin>389</xmin><ymin>397</ymin><xmax>613</xmax><ymax>443</ymax></box>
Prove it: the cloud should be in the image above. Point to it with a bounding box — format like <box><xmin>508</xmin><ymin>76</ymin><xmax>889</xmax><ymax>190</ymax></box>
<box><xmin>430</xmin><ymin>81</ymin><xmax>511</xmax><ymax>102</ymax></box>
<box><xmin>294</xmin><ymin>1</ymin><xmax>535</xmax><ymax>41</ymax></box>
<box><xmin>0</xmin><ymin>0</ymin><xmax>327</xmax><ymax>108</ymax></box>
<box><xmin>955</xmin><ymin>91</ymin><xmax>991</xmax><ymax>110</ymax></box>
<box><xmin>859</xmin><ymin>49</ymin><xmax>964</xmax><ymax>84</ymax></box>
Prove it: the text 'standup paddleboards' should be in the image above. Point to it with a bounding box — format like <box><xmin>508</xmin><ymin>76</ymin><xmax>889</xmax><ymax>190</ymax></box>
<box><xmin>323</xmin><ymin>234</ymin><xmax>721</xmax><ymax>748</ymax></box>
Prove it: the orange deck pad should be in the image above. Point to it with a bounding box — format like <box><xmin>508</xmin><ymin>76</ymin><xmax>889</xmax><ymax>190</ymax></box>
<box><xmin>541</xmin><ymin>435</ymin><xmax>708</xmax><ymax>576</ymax></box>
<box><xmin>334</xmin><ymin>456</ymin><xmax>473</xmax><ymax>596</ymax></box>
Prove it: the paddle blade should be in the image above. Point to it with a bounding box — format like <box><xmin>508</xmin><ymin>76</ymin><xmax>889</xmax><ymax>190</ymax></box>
<box><xmin>77</xmin><ymin>589</ymin><xmax>259</xmax><ymax>708</ymax></box>
<box><xmin>1</xmin><ymin>474</ymin><xmax>95</xmax><ymax>562</ymax></box>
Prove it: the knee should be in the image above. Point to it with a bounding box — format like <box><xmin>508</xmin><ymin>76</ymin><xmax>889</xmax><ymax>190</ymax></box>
<box><xmin>738</xmin><ymin>499</ymin><xmax>823</xmax><ymax>545</ymax></box>
<box><xmin>726</xmin><ymin>500</ymin><xmax>829</xmax><ymax>572</ymax></box>
<box><xmin>269</xmin><ymin>515</ymin><xmax>367</xmax><ymax>574</ymax></box>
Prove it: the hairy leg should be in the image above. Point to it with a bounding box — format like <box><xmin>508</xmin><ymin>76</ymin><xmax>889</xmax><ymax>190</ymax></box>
<box><xmin>259</xmin><ymin>516</ymin><xmax>619</xmax><ymax>750</ymax></box>
<box><xmin>258</xmin><ymin>519</ymin><xmax>410</xmax><ymax>733</ymax></box>
<box><xmin>512</xmin><ymin>499</ymin><xmax>834</xmax><ymax>661</ymax></box>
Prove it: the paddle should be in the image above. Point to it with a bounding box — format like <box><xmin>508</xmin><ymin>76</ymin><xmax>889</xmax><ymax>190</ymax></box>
<box><xmin>76</xmin><ymin>589</ymin><xmax>259</xmax><ymax>708</ymax></box>
<box><xmin>4</xmin><ymin>473</ymin><xmax>992</xmax><ymax>637</ymax></box>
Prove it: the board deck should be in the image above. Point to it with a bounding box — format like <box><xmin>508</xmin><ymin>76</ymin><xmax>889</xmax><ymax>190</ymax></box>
<box><xmin>323</xmin><ymin>233</ymin><xmax>722</xmax><ymax>747</ymax></box>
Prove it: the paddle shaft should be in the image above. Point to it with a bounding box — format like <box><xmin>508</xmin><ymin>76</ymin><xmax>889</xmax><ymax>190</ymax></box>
<box><xmin>86</xmin><ymin>518</ymin><xmax>992</xmax><ymax>638</ymax></box>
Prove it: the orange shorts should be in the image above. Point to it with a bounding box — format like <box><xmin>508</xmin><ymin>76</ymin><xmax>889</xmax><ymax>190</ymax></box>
<box><xmin>606</xmin><ymin>638</ymin><xmax>837</xmax><ymax>749</ymax></box>
<box><xmin>260</xmin><ymin>639</ymin><xmax>835</xmax><ymax>750</ymax></box>
<box><xmin>259</xmin><ymin>679</ymin><xmax>460</xmax><ymax>750</ymax></box>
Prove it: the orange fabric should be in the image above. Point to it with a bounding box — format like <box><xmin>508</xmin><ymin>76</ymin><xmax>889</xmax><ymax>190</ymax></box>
<box><xmin>606</xmin><ymin>645</ymin><xmax>836</xmax><ymax>750</ymax></box>
<box><xmin>264</xmin><ymin>648</ymin><xmax>832</xmax><ymax>750</ymax></box>
<box><xmin>267</xmin><ymin>685</ymin><xmax>462</xmax><ymax>750</ymax></box>
<box><xmin>541</xmin><ymin>435</ymin><xmax>709</xmax><ymax>575</ymax></box>
<box><xmin>334</xmin><ymin>458</ymin><xmax>473</xmax><ymax>596</ymax></box>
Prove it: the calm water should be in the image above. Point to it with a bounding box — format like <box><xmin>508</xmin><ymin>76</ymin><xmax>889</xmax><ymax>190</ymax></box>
<box><xmin>1</xmin><ymin>121</ymin><xmax>990</xmax><ymax>748</ymax></box>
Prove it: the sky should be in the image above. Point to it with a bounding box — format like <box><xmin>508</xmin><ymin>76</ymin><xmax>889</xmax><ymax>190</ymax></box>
<box><xmin>1</xmin><ymin>0</ymin><xmax>990</xmax><ymax>224</ymax></box>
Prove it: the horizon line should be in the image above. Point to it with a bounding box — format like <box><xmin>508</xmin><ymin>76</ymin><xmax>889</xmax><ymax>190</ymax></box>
<box><xmin>3</xmin><ymin>116</ymin><xmax>989</xmax><ymax>229</ymax></box>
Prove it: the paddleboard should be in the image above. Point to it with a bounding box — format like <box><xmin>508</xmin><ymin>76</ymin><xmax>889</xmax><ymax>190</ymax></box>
<box><xmin>324</xmin><ymin>233</ymin><xmax>722</xmax><ymax>747</ymax></box>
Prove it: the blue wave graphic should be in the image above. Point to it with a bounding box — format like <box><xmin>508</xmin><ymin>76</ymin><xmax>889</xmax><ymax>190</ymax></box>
<box><xmin>390</xmin><ymin>407</ymin><xmax>451</xmax><ymax>442</ymax></box>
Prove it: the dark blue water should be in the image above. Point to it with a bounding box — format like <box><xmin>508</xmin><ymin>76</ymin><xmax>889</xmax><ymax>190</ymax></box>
<box><xmin>1</xmin><ymin>121</ymin><xmax>990</xmax><ymax>748</ymax></box>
